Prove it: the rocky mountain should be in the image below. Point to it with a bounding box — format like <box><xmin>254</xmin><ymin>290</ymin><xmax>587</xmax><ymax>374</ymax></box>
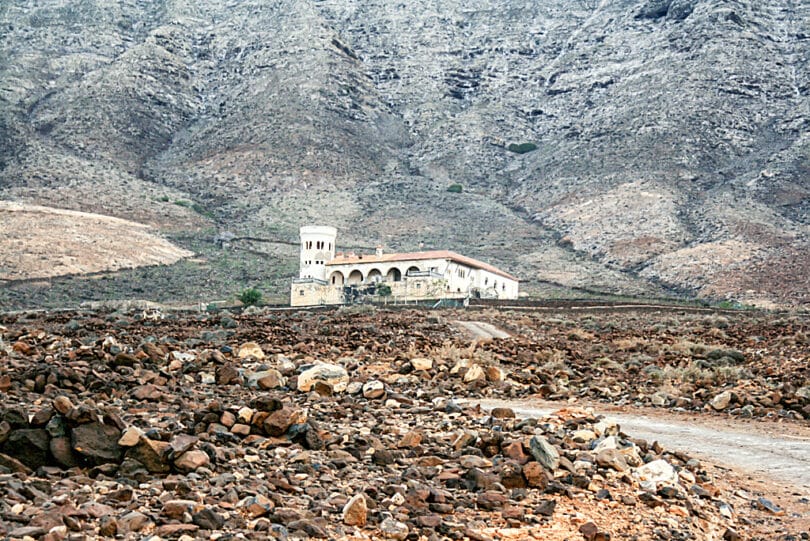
<box><xmin>1</xmin><ymin>0</ymin><xmax>808</xmax><ymax>307</ymax></box>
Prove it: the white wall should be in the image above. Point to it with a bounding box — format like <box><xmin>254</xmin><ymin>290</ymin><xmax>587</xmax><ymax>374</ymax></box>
<box><xmin>323</xmin><ymin>257</ymin><xmax>519</xmax><ymax>299</ymax></box>
<box><xmin>299</xmin><ymin>226</ymin><xmax>336</xmax><ymax>280</ymax></box>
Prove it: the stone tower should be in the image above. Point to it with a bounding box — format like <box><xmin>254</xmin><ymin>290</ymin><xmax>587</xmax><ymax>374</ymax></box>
<box><xmin>299</xmin><ymin>225</ymin><xmax>337</xmax><ymax>281</ymax></box>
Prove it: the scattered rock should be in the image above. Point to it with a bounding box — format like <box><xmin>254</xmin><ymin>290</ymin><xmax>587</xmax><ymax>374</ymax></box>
<box><xmin>192</xmin><ymin>507</ymin><xmax>225</xmax><ymax>530</ymax></box>
<box><xmin>71</xmin><ymin>422</ymin><xmax>123</xmax><ymax>464</ymax></box>
<box><xmin>711</xmin><ymin>391</ymin><xmax>733</xmax><ymax>411</ymax></box>
<box><xmin>238</xmin><ymin>342</ymin><xmax>265</xmax><ymax>360</ymax></box>
<box><xmin>362</xmin><ymin>380</ymin><xmax>386</xmax><ymax>399</ymax></box>
<box><xmin>529</xmin><ymin>436</ymin><xmax>560</xmax><ymax>471</ymax></box>
<box><xmin>379</xmin><ymin>517</ymin><xmax>409</xmax><ymax>540</ymax></box>
<box><xmin>410</xmin><ymin>358</ymin><xmax>433</xmax><ymax>371</ymax></box>
<box><xmin>342</xmin><ymin>494</ymin><xmax>367</xmax><ymax>526</ymax></box>
<box><xmin>297</xmin><ymin>363</ymin><xmax>350</xmax><ymax>393</ymax></box>
<box><xmin>174</xmin><ymin>449</ymin><xmax>210</xmax><ymax>472</ymax></box>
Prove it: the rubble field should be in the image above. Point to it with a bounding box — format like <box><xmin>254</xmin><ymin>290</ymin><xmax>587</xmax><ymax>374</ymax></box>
<box><xmin>0</xmin><ymin>306</ymin><xmax>807</xmax><ymax>540</ymax></box>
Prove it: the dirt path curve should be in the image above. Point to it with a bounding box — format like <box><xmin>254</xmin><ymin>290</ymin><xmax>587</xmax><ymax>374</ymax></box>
<box><xmin>454</xmin><ymin>320</ymin><xmax>511</xmax><ymax>339</ymax></box>
<box><xmin>475</xmin><ymin>398</ymin><xmax>810</xmax><ymax>494</ymax></box>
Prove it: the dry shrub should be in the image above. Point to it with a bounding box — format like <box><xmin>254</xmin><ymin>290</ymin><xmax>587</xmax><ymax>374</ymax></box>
<box><xmin>613</xmin><ymin>337</ymin><xmax>647</xmax><ymax>352</ymax></box>
<box><xmin>704</xmin><ymin>327</ymin><xmax>728</xmax><ymax>340</ymax></box>
<box><xmin>595</xmin><ymin>357</ymin><xmax>622</xmax><ymax>371</ymax></box>
<box><xmin>776</xmin><ymin>331</ymin><xmax>809</xmax><ymax>347</ymax></box>
<box><xmin>659</xmin><ymin>362</ymin><xmax>751</xmax><ymax>386</ymax></box>
<box><xmin>666</xmin><ymin>340</ymin><xmax>710</xmax><ymax>356</ymax></box>
<box><xmin>538</xmin><ymin>349</ymin><xmax>568</xmax><ymax>373</ymax></box>
<box><xmin>703</xmin><ymin>315</ymin><xmax>729</xmax><ymax>329</ymax></box>
<box><xmin>567</xmin><ymin>328</ymin><xmax>595</xmax><ymax>341</ymax></box>
<box><xmin>430</xmin><ymin>341</ymin><xmax>464</xmax><ymax>364</ymax></box>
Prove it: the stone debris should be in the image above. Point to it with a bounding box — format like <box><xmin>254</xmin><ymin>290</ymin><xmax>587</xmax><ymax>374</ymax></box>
<box><xmin>0</xmin><ymin>308</ymin><xmax>805</xmax><ymax>539</ymax></box>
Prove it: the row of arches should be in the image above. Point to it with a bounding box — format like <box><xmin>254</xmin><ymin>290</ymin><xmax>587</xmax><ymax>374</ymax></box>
<box><xmin>330</xmin><ymin>266</ymin><xmax>421</xmax><ymax>286</ymax></box>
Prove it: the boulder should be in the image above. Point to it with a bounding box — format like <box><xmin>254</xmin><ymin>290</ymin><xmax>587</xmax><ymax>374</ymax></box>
<box><xmin>174</xmin><ymin>449</ymin><xmax>210</xmax><ymax>472</ymax></box>
<box><xmin>263</xmin><ymin>407</ymin><xmax>302</xmax><ymax>437</ymax></box>
<box><xmin>380</xmin><ymin>517</ymin><xmax>409</xmax><ymax>540</ymax></box>
<box><xmin>634</xmin><ymin>459</ymin><xmax>677</xmax><ymax>491</ymax></box>
<box><xmin>238</xmin><ymin>342</ymin><xmax>265</xmax><ymax>360</ymax></box>
<box><xmin>247</xmin><ymin>369</ymin><xmax>285</xmax><ymax>389</ymax></box>
<box><xmin>342</xmin><ymin>494</ymin><xmax>367</xmax><ymax>526</ymax></box>
<box><xmin>4</xmin><ymin>428</ymin><xmax>50</xmax><ymax>469</ymax></box>
<box><xmin>523</xmin><ymin>462</ymin><xmax>548</xmax><ymax>488</ymax></box>
<box><xmin>126</xmin><ymin>438</ymin><xmax>171</xmax><ymax>473</ymax></box>
<box><xmin>71</xmin><ymin>422</ymin><xmax>123</xmax><ymax>465</ymax></box>
<box><xmin>711</xmin><ymin>390</ymin><xmax>733</xmax><ymax>411</ymax></box>
<box><xmin>410</xmin><ymin>358</ymin><xmax>433</xmax><ymax>371</ymax></box>
<box><xmin>297</xmin><ymin>363</ymin><xmax>349</xmax><ymax>393</ymax></box>
<box><xmin>463</xmin><ymin>364</ymin><xmax>485</xmax><ymax>383</ymax></box>
<box><xmin>529</xmin><ymin>436</ymin><xmax>560</xmax><ymax>470</ymax></box>
<box><xmin>362</xmin><ymin>380</ymin><xmax>385</xmax><ymax>399</ymax></box>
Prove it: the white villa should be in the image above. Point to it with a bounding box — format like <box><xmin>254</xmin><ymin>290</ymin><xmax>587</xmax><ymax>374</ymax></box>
<box><xmin>290</xmin><ymin>225</ymin><xmax>519</xmax><ymax>307</ymax></box>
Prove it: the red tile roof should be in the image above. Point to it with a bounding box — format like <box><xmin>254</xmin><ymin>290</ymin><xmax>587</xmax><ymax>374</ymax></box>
<box><xmin>326</xmin><ymin>250</ymin><xmax>519</xmax><ymax>281</ymax></box>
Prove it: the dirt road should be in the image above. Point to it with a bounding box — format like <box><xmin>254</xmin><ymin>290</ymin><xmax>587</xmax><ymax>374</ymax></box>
<box><xmin>476</xmin><ymin>399</ymin><xmax>810</xmax><ymax>494</ymax></box>
<box><xmin>454</xmin><ymin>320</ymin><xmax>511</xmax><ymax>339</ymax></box>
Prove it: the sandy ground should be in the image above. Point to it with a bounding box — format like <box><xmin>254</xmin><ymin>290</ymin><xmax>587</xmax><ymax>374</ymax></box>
<box><xmin>0</xmin><ymin>201</ymin><xmax>193</xmax><ymax>281</ymax></box>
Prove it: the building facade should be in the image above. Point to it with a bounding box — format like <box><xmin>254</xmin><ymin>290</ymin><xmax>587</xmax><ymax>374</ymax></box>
<box><xmin>290</xmin><ymin>226</ymin><xmax>519</xmax><ymax>307</ymax></box>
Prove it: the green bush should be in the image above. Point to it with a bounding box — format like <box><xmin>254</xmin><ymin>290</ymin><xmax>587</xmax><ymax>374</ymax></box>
<box><xmin>447</xmin><ymin>183</ymin><xmax>463</xmax><ymax>193</ymax></box>
<box><xmin>239</xmin><ymin>288</ymin><xmax>262</xmax><ymax>306</ymax></box>
<box><xmin>191</xmin><ymin>203</ymin><xmax>215</xmax><ymax>219</ymax></box>
<box><xmin>377</xmin><ymin>284</ymin><xmax>392</xmax><ymax>296</ymax></box>
<box><xmin>507</xmin><ymin>142</ymin><xmax>538</xmax><ymax>154</ymax></box>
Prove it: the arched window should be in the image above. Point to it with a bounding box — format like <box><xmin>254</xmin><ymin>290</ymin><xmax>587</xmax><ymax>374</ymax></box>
<box><xmin>330</xmin><ymin>271</ymin><xmax>345</xmax><ymax>286</ymax></box>
<box><xmin>347</xmin><ymin>270</ymin><xmax>364</xmax><ymax>285</ymax></box>
<box><xmin>406</xmin><ymin>266</ymin><xmax>420</xmax><ymax>276</ymax></box>
<box><xmin>386</xmin><ymin>268</ymin><xmax>402</xmax><ymax>282</ymax></box>
<box><xmin>367</xmin><ymin>268</ymin><xmax>383</xmax><ymax>282</ymax></box>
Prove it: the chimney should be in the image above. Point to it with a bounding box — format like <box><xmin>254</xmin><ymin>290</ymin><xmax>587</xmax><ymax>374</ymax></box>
<box><xmin>376</xmin><ymin>245</ymin><xmax>383</xmax><ymax>257</ymax></box>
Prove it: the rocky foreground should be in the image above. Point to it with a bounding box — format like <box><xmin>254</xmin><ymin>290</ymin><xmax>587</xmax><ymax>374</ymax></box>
<box><xmin>0</xmin><ymin>306</ymin><xmax>807</xmax><ymax>540</ymax></box>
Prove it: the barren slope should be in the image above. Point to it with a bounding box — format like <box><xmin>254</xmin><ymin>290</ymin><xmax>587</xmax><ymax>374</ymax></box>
<box><xmin>0</xmin><ymin>0</ymin><xmax>807</xmax><ymax>307</ymax></box>
<box><xmin>0</xmin><ymin>202</ymin><xmax>192</xmax><ymax>282</ymax></box>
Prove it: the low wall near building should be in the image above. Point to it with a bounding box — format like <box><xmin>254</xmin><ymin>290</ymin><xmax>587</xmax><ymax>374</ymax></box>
<box><xmin>291</xmin><ymin>276</ymin><xmax>465</xmax><ymax>307</ymax></box>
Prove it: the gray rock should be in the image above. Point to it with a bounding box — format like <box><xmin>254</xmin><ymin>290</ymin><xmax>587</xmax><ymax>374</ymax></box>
<box><xmin>529</xmin><ymin>436</ymin><xmax>560</xmax><ymax>471</ymax></box>
<box><xmin>380</xmin><ymin>517</ymin><xmax>409</xmax><ymax>540</ymax></box>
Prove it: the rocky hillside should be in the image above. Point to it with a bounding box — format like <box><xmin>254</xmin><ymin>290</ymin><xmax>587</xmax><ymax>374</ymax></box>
<box><xmin>1</xmin><ymin>0</ymin><xmax>808</xmax><ymax>307</ymax></box>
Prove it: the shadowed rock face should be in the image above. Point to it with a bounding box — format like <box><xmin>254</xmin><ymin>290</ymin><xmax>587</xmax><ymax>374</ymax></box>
<box><xmin>0</xmin><ymin>0</ymin><xmax>807</xmax><ymax>306</ymax></box>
